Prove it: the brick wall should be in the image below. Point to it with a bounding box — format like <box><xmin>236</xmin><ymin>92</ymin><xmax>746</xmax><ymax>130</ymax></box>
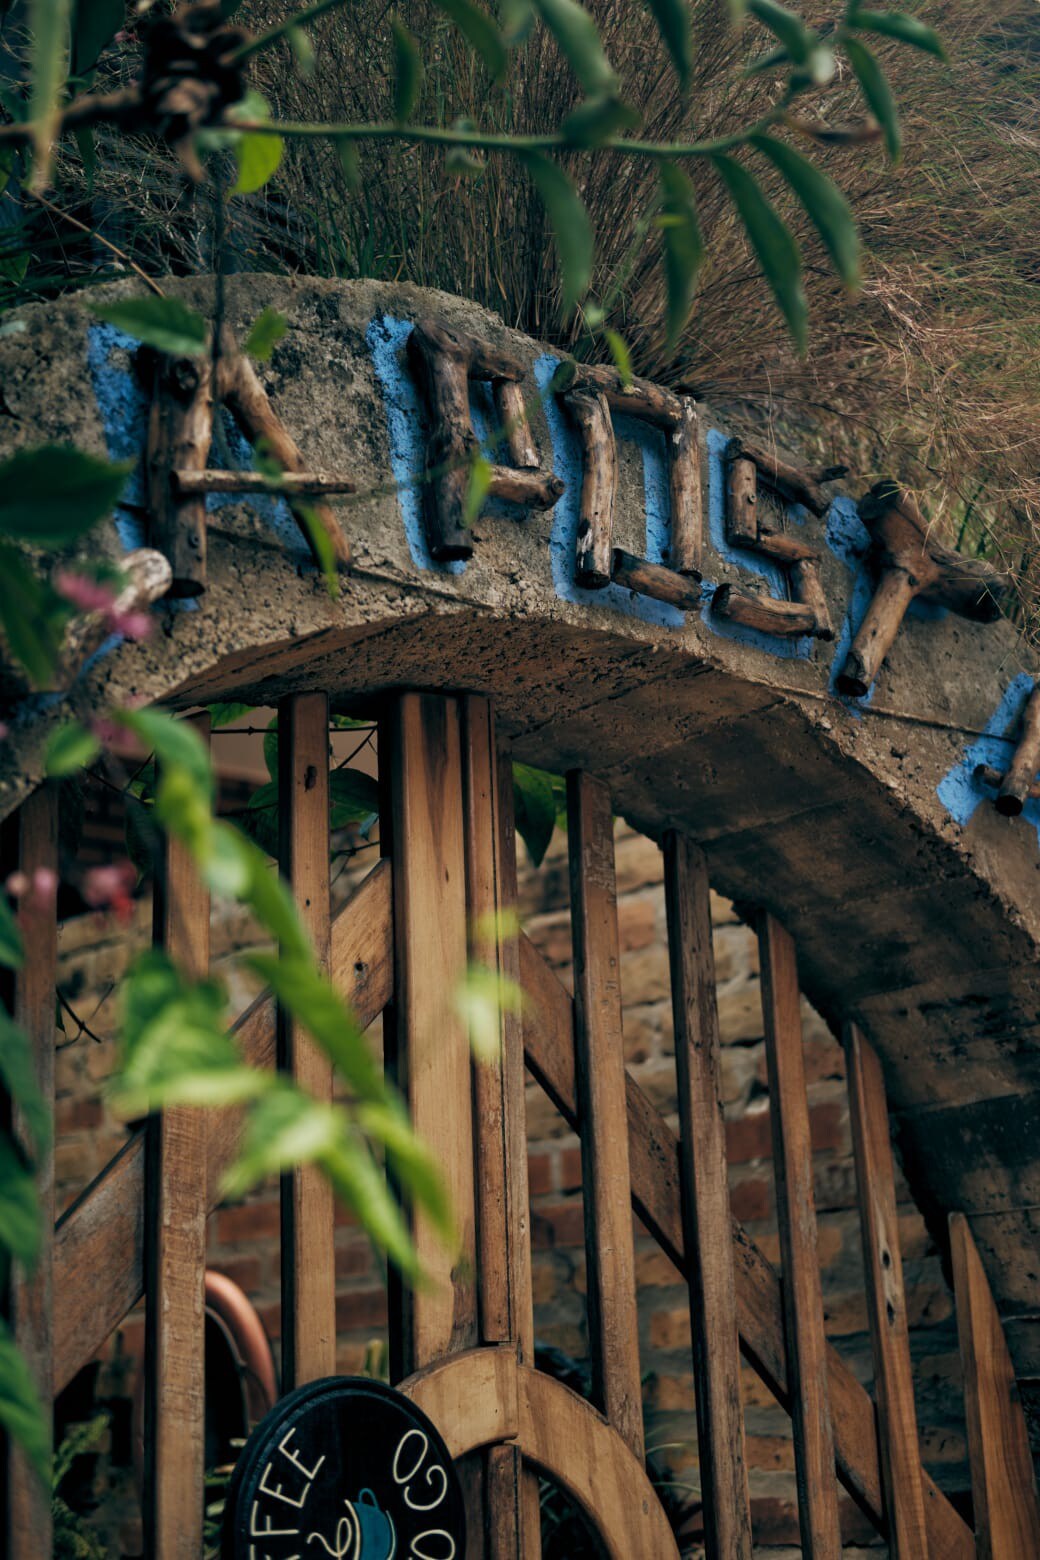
<box><xmin>54</xmin><ymin>818</ymin><xmax>970</xmax><ymax>1556</ymax></box>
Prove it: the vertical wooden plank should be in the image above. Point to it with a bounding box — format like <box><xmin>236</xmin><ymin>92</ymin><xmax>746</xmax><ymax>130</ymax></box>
<box><xmin>3</xmin><ymin>786</ymin><xmax>57</xmax><ymax>1558</ymax></box>
<box><xmin>566</xmin><ymin>770</ymin><xmax>644</xmax><ymax>1459</ymax></box>
<box><xmin>663</xmin><ymin>834</ymin><xmax>752</xmax><ymax>1560</ymax></box>
<box><xmin>758</xmin><ymin>912</ymin><xmax>842</xmax><ymax>1559</ymax></box>
<box><xmin>461</xmin><ymin>698</ymin><xmax>542</xmax><ymax>1558</ymax></box>
<box><xmin>145</xmin><ymin>713</ymin><xmax>210</xmax><ymax>1560</ymax></box>
<box><xmin>382</xmin><ymin>694</ymin><xmax>477</xmax><ymax>1377</ymax></box>
<box><xmin>278</xmin><ymin>691</ymin><xmax>335</xmax><ymax>1388</ymax></box>
<box><xmin>950</xmin><ymin>1210</ymin><xmax>1040</xmax><ymax>1560</ymax></box>
<box><xmin>844</xmin><ymin>1024</ymin><xmax>930</xmax><ymax>1558</ymax></box>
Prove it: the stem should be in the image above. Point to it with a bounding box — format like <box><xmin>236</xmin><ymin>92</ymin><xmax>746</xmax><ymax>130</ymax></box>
<box><xmin>231</xmin><ymin>0</ymin><xmax>354</xmax><ymax>64</ymax></box>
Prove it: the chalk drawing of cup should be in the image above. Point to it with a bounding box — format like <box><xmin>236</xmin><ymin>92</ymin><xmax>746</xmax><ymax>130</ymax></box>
<box><xmin>306</xmin><ymin>1501</ymin><xmax>360</xmax><ymax>1558</ymax></box>
<box><xmin>354</xmin><ymin>1489</ymin><xmax>396</xmax><ymax>1560</ymax></box>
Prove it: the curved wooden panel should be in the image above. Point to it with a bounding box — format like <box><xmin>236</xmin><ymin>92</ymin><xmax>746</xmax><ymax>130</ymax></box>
<box><xmin>401</xmin><ymin>1350</ymin><xmax>680</xmax><ymax>1560</ymax></box>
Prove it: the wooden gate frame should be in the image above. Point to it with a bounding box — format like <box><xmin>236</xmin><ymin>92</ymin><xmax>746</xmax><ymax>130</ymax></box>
<box><xmin>6</xmin><ymin>687</ymin><xmax>1040</xmax><ymax>1557</ymax></box>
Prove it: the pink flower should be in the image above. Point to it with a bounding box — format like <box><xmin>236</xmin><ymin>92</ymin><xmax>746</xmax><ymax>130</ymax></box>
<box><xmin>90</xmin><ymin>717</ymin><xmax>121</xmax><ymax>746</ymax></box>
<box><xmin>27</xmin><ymin>867</ymin><xmax>57</xmax><ymax>912</ymax></box>
<box><xmin>109</xmin><ymin>609</ymin><xmax>152</xmax><ymax>641</ymax></box>
<box><xmin>54</xmin><ymin>570</ymin><xmax>117</xmax><ymax>614</ymax></box>
<box><xmin>5</xmin><ymin>871</ymin><xmax>29</xmax><ymax>899</ymax></box>
<box><xmin>82</xmin><ymin>861</ymin><xmax>136</xmax><ymax>923</ymax></box>
<box><xmin>0</xmin><ymin>723</ymin><xmax>8</xmax><ymax>740</ymax></box>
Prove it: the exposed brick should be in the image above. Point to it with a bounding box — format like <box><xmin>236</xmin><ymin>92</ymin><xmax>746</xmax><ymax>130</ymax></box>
<box><xmin>527</xmin><ymin>1149</ymin><xmax>554</xmax><ymax>1198</ymax></box>
<box><xmin>211</xmin><ymin>1255</ymin><xmax>264</xmax><ymax>1294</ymax></box>
<box><xmin>619</xmin><ymin>943</ymin><xmax>671</xmax><ymax>1006</ymax></box>
<box><xmin>531</xmin><ymin>1201</ymin><xmax>585</xmax><ymax>1249</ymax></box>
<box><xmin>558</xmin><ymin>1145</ymin><xmax>582</xmax><ymax>1193</ymax></box>
<box><xmin>55</xmin><ymin>1096</ymin><xmax>103</xmax><ymax>1132</ymax></box>
<box><xmin>216</xmin><ymin>1199</ymin><xmax>281</xmax><ymax>1244</ymax></box>
<box><xmin>635</xmin><ymin>1248</ymin><xmax>682</xmax><ymax>1287</ymax></box>
<box><xmin>618</xmin><ymin>895</ymin><xmax>657</xmax><ymax>953</ymax></box>
<box><xmin>644</xmin><ymin>1371</ymin><xmax>695</xmax><ymax>1413</ymax></box>
<box><xmin>726</xmin><ymin>1106</ymin><xmax>773</xmax><ymax>1164</ymax></box>
<box><xmin>335</xmin><ymin>1288</ymin><xmax>388</xmax><ymax>1332</ymax></box>
<box><xmin>335</xmin><ymin>1240</ymin><xmax>373</xmax><ymax>1280</ymax></box>
<box><xmin>745</xmin><ymin>1434</ymin><xmax>795</xmax><ymax>1472</ymax></box>
<box><xmin>730</xmin><ymin>1175</ymin><xmax>771</xmax><ymax>1223</ymax></box>
<box><xmin>649</xmin><ymin>1307</ymin><xmax>691</xmax><ymax>1352</ymax></box>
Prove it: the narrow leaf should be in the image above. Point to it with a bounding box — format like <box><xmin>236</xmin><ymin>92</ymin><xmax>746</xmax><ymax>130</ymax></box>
<box><xmin>232</xmin><ymin>130</ymin><xmax>283</xmax><ymax>196</ymax></box>
<box><xmin>0</xmin><ymin>1320</ymin><xmax>49</xmax><ymax>1484</ymax></box>
<box><xmin>44</xmin><ymin>721</ymin><xmax>100</xmax><ymax>777</ymax></box>
<box><xmin>604</xmin><ymin>328</ymin><xmax>633</xmax><ymax>387</ymax></box>
<box><xmin>244</xmin><ymin>306</ymin><xmax>288</xmax><ymax>361</ymax></box>
<box><xmin>0</xmin><ymin>895</ymin><xmax>23</xmax><ymax>971</ymax></box>
<box><xmin>844</xmin><ymin>36</ymin><xmax>901</xmax><ymax>161</ymax></box>
<box><xmin>520</xmin><ymin>151</ymin><xmax>593</xmax><ymax>315</ymax></box>
<box><xmin>513</xmin><ymin>761</ymin><xmax>557</xmax><ymax>866</ymax></box>
<box><xmin>645</xmin><ymin>0</ymin><xmax>693</xmax><ymax>89</ymax></box>
<box><xmin>436</xmin><ymin>0</ymin><xmax>508</xmax><ymax>80</ymax></box>
<box><xmin>392</xmin><ymin>19</ymin><xmax>423</xmax><ymax>124</ymax></box>
<box><xmin>70</xmin><ymin>0</ymin><xmax>123</xmax><ymax>77</ymax></box>
<box><xmin>752</xmin><ymin>133</ymin><xmax>860</xmax><ymax>289</ymax></box>
<box><xmin>0</xmin><ymin>1010</ymin><xmax>50</xmax><ymax>1156</ymax></box>
<box><xmin>658</xmin><ymin>160</ymin><xmax>705</xmax><ymax>351</ymax></box>
<box><xmin>747</xmin><ymin>0</ymin><xmax>814</xmax><ymax>62</ymax></box>
<box><xmin>207</xmin><ymin>702</ymin><xmax>255</xmax><ymax>728</ymax></box>
<box><xmin>0</xmin><ymin>545</ymin><xmax>65</xmax><ymax>686</ymax></box>
<box><xmin>848</xmin><ymin>8</ymin><xmax>946</xmax><ymax>59</ymax></box>
<box><xmin>0</xmin><ymin>445</ymin><xmax>132</xmax><ymax>543</ymax></box>
<box><xmin>532</xmin><ymin>0</ymin><xmax>616</xmax><ymax>94</ymax></box>
<box><xmin>463</xmin><ymin>454</ymin><xmax>492</xmax><ymax>527</ymax></box>
<box><xmin>0</xmin><ymin>1136</ymin><xmax>41</xmax><ymax>1269</ymax></box>
<box><xmin>562</xmin><ymin>92</ymin><xmax>640</xmax><ymax>147</ymax></box>
<box><xmin>711</xmin><ymin>152</ymin><xmax>807</xmax><ymax>352</ymax></box>
<box><xmin>90</xmin><ymin>296</ymin><xmax>208</xmax><ymax>358</ymax></box>
<box><xmin>28</xmin><ymin>0</ymin><xmax>71</xmax><ymax>189</ymax></box>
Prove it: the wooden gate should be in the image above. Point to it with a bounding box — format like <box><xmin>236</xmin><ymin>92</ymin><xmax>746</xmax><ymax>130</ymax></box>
<box><xmin>5</xmin><ymin>688</ymin><xmax>1040</xmax><ymax>1557</ymax></box>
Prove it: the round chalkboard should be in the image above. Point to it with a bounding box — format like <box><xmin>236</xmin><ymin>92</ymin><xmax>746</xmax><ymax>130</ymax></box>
<box><xmin>222</xmin><ymin>1375</ymin><xmax>466</xmax><ymax>1560</ymax></box>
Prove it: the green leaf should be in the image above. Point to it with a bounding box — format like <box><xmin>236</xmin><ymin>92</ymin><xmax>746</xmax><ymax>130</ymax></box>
<box><xmin>711</xmin><ymin>152</ymin><xmax>807</xmax><ymax>353</ymax></box>
<box><xmin>28</xmin><ymin>0</ymin><xmax>72</xmax><ymax>189</ymax></box>
<box><xmin>70</xmin><ymin>0</ymin><xmax>123</xmax><ymax>77</ymax></box>
<box><xmin>532</xmin><ymin>0</ymin><xmax>616</xmax><ymax>93</ymax></box>
<box><xmin>562</xmin><ymin>92</ymin><xmax>640</xmax><ymax>148</ymax></box>
<box><xmin>844</xmin><ymin>36</ymin><xmax>901</xmax><ymax>161</ymax></box>
<box><xmin>603</xmin><ymin>328</ymin><xmax>633</xmax><ymax>387</ymax></box>
<box><xmin>44</xmin><ymin>721</ymin><xmax>100</xmax><ymax>778</ymax></box>
<box><xmin>751</xmin><ymin>134</ymin><xmax>859</xmax><ymax>289</ymax></box>
<box><xmin>0</xmin><ymin>250</ymin><xmax>28</xmax><ymax>284</ymax></box>
<box><xmin>520</xmin><ymin>151</ymin><xmax>593</xmax><ymax>315</ymax></box>
<box><xmin>90</xmin><ymin>296</ymin><xmax>208</xmax><ymax>358</ymax></box>
<box><xmin>848</xmin><ymin>8</ymin><xmax>946</xmax><ymax>59</ymax></box>
<box><xmin>0</xmin><ymin>1134</ymin><xmax>40</xmax><ymax>1268</ymax></box>
<box><xmin>0</xmin><ymin>544</ymin><xmax>65</xmax><ymax>687</ymax></box>
<box><xmin>0</xmin><ymin>1319</ymin><xmax>49</xmax><ymax>1484</ymax></box>
<box><xmin>356</xmin><ymin>1098</ymin><xmax>454</xmax><ymax>1244</ymax></box>
<box><xmin>240</xmin><ymin>779</ymin><xmax>279</xmax><ymax>857</ymax></box>
<box><xmin>322</xmin><ymin>1129</ymin><xmax>419</xmax><ymax>1276</ymax></box>
<box><xmin>207</xmin><ymin>702</ymin><xmax>255</xmax><ymax>729</ymax></box>
<box><xmin>435</xmin><ymin>0</ymin><xmax>508</xmax><ymax>80</ymax></box>
<box><xmin>463</xmin><ymin>453</ymin><xmax>492</xmax><ymax>527</ymax></box>
<box><xmin>0</xmin><ymin>445</ymin><xmax>132</xmax><ymax>544</ymax></box>
<box><xmin>221</xmin><ymin>1081</ymin><xmax>341</xmax><ymax>1199</ymax></box>
<box><xmin>392</xmin><ymin>19</ymin><xmax>423</xmax><ymax>124</ymax></box>
<box><xmin>645</xmin><ymin>0</ymin><xmax>693</xmax><ymax>89</ymax></box>
<box><xmin>329</xmin><ymin>768</ymin><xmax>381</xmax><ymax>828</ymax></box>
<box><xmin>334</xmin><ymin>137</ymin><xmax>362</xmax><ymax>191</ymax></box>
<box><xmin>247</xmin><ymin>952</ymin><xmax>387</xmax><ymax>1101</ymax></box>
<box><xmin>287</xmin><ymin>22</ymin><xmax>316</xmax><ymax>74</ymax></box>
<box><xmin>453</xmin><ymin>965</ymin><xmax>524</xmax><ymax>1065</ymax></box>
<box><xmin>0</xmin><ymin>895</ymin><xmax>23</xmax><ymax>970</ymax></box>
<box><xmin>243</xmin><ymin>306</ymin><xmax>288</xmax><ymax>362</ymax></box>
<box><xmin>116</xmin><ymin>708</ymin><xmax>214</xmax><ymax>800</ymax></box>
<box><xmin>294</xmin><ymin>502</ymin><xmax>339</xmax><ymax>597</ymax></box>
<box><xmin>657</xmin><ymin>160</ymin><xmax>705</xmax><ymax>352</ymax></box>
<box><xmin>747</xmin><ymin>0</ymin><xmax>815</xmax><ymax>62</ymax></box>
<box><xmin>232</xmin><ymin>128</ymin><xmax>284</xmax><ymax>196</ymax></box>
<box><xmin>0</xmin><ymin>1010</ymin><xmax>50</xmax><ymax>1156</ymax></box>
<box><xmin>513</xmin><ymin>761</ymin><xmax>558</xmax><ymax>866</ymax></box>
<box><xmin>263</xmin><ymin>714</ymin><xmax>279</xmax><ymax>781</ymax></box>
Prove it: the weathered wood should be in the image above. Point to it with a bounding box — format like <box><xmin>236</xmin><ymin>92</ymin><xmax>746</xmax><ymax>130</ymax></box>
<box><xmin>754</xmin><ymin>529</ymin><xmax>821</xmax><ymax>564</ymax></box>
<box><xmin>792</xmin><ymin>557</ymin><xmax>834</xmax><ymax>641</ymax></box>
<box><xmin>172</xmin><ymin>469</ymin><xmax>357</xmax><ymax>496</ymax></box>
<box><xmin>667</xmin><ymin>397</ymin><xmax>703</xmax><ymax>576</ymax></box>
<box><xmin>998</xmin><ymin>686</ymin><xmax>1040</xmax><ymax>816</ymax></box>
<box><xmin>758</xmin><ymin>912</ymin><xmax>842</xmax><ymax>1559</ymax></box>
<box><xmin>407</xmin><ymin>322</ymin><xmax>479</xmax><ymax>560</ymax></box>
<box><xmin>712</xmin><ymin>584</ymin><xmax>819</xmax><ymax>638</ymax></box>
<box><xmin>950</xmin><ymin>1211</ymin><xmax>1040</xmax><ymax>1560</ymax></box>
<box><xmin>844</xmin><ymin>1024</ymin><xmax>929</xmax><ymax>1559</ymax></box>
<box><xmin>572</xmin><ymin>362</ymin><xmax>684</xmax><ymax>428</ymax></box>
<box><xmin>382</xmin><ymin>695</ymin><xmax>476</xmax><ymax>1376</ymax></box>
<box><xmin>729</xmin><ymin>437</ymin><xmax>831</xmax><ymax>517</ymax></box>
<box><xmin>146</xmin><ymin>351</ymin><xmax>214</xmax><ymax>596</ymax></box>
<box><xmin>493</xmin><ymin>379</ymin><xmax>540</xmax><ymax>469</ymax></box>
<box><xmin>144</xmin><ymin>713</ymin><xmax>210</xmax><ymax>1560</ymax></box>
<box><xmin>838</xmin><ymin>483</ymin><xmax>1010</xmax><ymax>697</ymax></box>
<box><xmin>726</xmin><ymin>453</ymin><xmax>759</xmax><ymax>546</ymax></box>
<box><xmin>3</xmin><ymin>787</ymin><xmax>58</xmax><ymax>1558</ymax></box>
<box><xmin>220</xmin><ymin>344</ymin><xmax>353</xmax><ymax>575</ymax></box>
<box><xmin>514</xmin><ymin>932</ymin><xmax>975</xmax><ymax>1558</ymax></box>
<box><xmin>411</xmin><ymin>318</ymin><xmax>526</xmax><ymax>384</ymax></box>
<box><xmin>488</xmin><ymin>466</ymin><xmax>565</xmax><ymax>509</ymax></box>
<box><xmin>566</xmin><ymin>771</ymin><xmax>644</xmax><ymax>1459</ymax></box>
<box><xmin>566</xmin><ymin>389</ymin><xmax>617</xmax><ymax>590</ymax></box>
<box><xmin>611</xmin><ymin>549</ymin><xmax>703</xmax><ymax>609</ymax></box>
<box><xmin>278</xmin><ymin>692</ymin><xmax>335</xmax><ymax>1387</ymax></box>
<box><xmin>61</xmin><ymin>547</ymin><xmax>172</xmax><ymax>679</ymax></box>
<box><xmin>663</xmin><ymin>834</ymin><xmax>753</xmax><ymax>1560</ymax></box>
<box><xmin>53</xmin><ymin>858</ymin><xmax>393</xmax><ymax>1395</ymax></box>
<box><xmin>976</xmin><ymin>763</ymin><xmax>1040</xmax><ymax>806</ymax></box>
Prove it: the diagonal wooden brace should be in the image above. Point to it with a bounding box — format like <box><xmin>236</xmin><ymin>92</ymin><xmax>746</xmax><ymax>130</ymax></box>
<box><xmin>975</xmin><ymin>685</ymin><xmax>1040</xmax><ymax>816</ymax></box>
<box><xmin>837</xmin><ymin>483</ymin><xmax>1010</xmax><ymax>698</ymax></box>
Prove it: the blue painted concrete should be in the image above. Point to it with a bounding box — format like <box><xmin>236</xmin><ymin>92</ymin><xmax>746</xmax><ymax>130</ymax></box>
<box><xmin>938</xmin><ymin>673</ymin><xmax>1040</xmax><ymax>841</ymax></box>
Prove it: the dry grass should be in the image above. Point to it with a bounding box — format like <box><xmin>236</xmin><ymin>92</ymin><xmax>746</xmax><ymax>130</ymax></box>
<box><xmin>19</xmin><ymin>0</ymin><xmax>1040</xmax><ymax>636</ymax></box>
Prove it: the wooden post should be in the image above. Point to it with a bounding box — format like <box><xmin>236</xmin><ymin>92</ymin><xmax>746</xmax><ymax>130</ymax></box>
<box><xmin>950</xmin><ymin>1211</ymin><xmax>1040</xmax><ymax>1560</ymax></box>
<box><xmin>494</xmin><ymin>379</ymin><xmax>540</xmax><ymax>469</ymax></box>
<box><xmin>726</xmin><ymin>452</ymin><xmax>758</xmax><ymax>546</ymax></box>
<box><xmin>2</xmin><ymin>787</ymin><xmax>58</xmax><ymax>1559</ymax></box>
<box><xmin>758</xmin><ymin>912</ymin><xmax>842</xmax><ymax>1559</ymax></box>
<box><xmin>461</xmin><ymin>698</ymin><xmax>541</xmax><ymax>1558</ymax></box>
<box><xmin>145</xmin><ymin>713</ymin><xmax>210</xmax><ymax>1560</ymax></box>
<box><xmin>663</xmin><ymin>834</ymin><xmax>753</xmax><ymax>1560</ymax></box>
<box><xmin>406</xmin><ymin>325</ymin><xmax>479</xmax><ymax>561</ymax></box>
<box><xmin>566</xmin><ymin>390</ymin><xmax>617</xmax><ymax>590</ymax></box>
<box><xmin>146</xmin><ymin>352</ymin><xmax>214</xmax><ymax>597</ymax></box>
<box><xmin>381</xmin><ymin>695</ymin><xmax>477</xmax><ymax>1377</ymax></box>
<box><xmin>566</xmin><ymin>770</ymin><xmax>644</xmax><ymax>1458</ymax></box>
<box><xmin>712</xmin><ymin>586</ymin><xmax>818</xmax><ymax>639</ymax></box>
<box><xmin>278</xmin><ymin>692</ymin><xmax>336</xmax><ymax>1387</ymax></box>
<box><xmin>998</xmin><ymin>686</ymin><xmax>1040</xmax><ymax>816</ymax></box>
<box><xmin>668</xmin><ymin>397</ymin><xmax>703</xmax><ymax>577</ymax></box>
<box><xmin>844</xmin><ymin>1025</ymin><xmax>929</xmax><ymax>1558</ymax></box>
<box><xmin>611</xmin><ymin>550</ymin><xmax>703</xmax><ymax>610</ymax></box>
<box><xmin>837</xmin><ymin>566</ymin><xmax>919</xmax><ymax>698</ymax></box>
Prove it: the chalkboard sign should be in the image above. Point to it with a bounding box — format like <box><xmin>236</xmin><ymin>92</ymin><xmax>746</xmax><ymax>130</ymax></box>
<box><xmin>222</xmin><ymin>1376</ymin><xmax>466</xmax><ymax>1559</ymax></box>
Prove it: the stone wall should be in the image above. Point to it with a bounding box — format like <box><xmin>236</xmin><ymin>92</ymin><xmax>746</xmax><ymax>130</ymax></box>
<box><xmin>53</xmin><ymin>798</ymin><xmax>970</xmax><ymax>1556</ymax></box>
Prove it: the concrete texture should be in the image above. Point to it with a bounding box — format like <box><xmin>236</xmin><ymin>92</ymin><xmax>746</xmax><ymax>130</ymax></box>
<box><xmin>4</xmin><ymin>276</ymin><xmax>1040</xmax><ymax>1453</ymax></box>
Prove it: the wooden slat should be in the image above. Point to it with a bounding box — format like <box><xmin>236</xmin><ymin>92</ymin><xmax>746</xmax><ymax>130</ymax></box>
<box><xmin>461</xmin><ymin>698</ymin><xmax>540</xmax><ymax>1558</ymax></box>
<box><xmin>53</xmin><ymin>857</ymin><xmax>394</xmax><ymax>1395</ymax></box>
<box><xmin>277</xmin><ymin>691</ymin><xmax>335</xmax><ymax>1387</ymax></box>
<box><xmin>844</xmin><ymin>1023</ymin><xmax>930</xmax><ymax>1558</ymax></box>
<box><xmin>144</xmin><ymin>714</ymin><xmax>210</xmax><ymax>1559</ymax></box>
<box><xmin>663</xmin><ymin>833</ymin><xmax>752</xmax><ymax>1560</ymax></box>
<box><xmin>950</xmin><ymin>1210</ymin><xmax>1040</xmax><ymax>1559</ymax></box>
<box><xmin>758</xmin><ymin>911</ymin><xmax>842</xmax><ymax>1558</ymax></box>
<box><xmin>3</xmin><ymin>786</ymin><xmax>58</xmax><ymax>1557</ymax></box>
<box><xmin>566</xmin><ymin>770</ymin><xmax>644</xmax><ymax>1459</ymax></box>
<box><xmin>517</xmin><ymin>930</ymin><xmax>975</xmax><ymax>1560</ymax></box>
<box><xmin>382</xmin><ymin>694</ymin><xmax>476</xmax><ymax>1377</ymax></box>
